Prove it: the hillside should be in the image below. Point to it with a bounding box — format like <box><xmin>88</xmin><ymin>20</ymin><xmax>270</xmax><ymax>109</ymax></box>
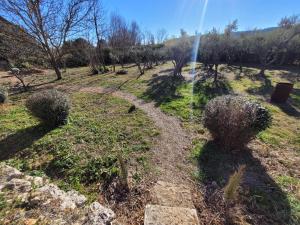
<box><xmin>0</xmin><ymin>16</ymin><xmax>43</xmax><ymax>66</ymax></box>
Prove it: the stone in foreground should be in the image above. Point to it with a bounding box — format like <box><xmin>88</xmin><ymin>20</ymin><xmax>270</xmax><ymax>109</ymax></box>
<box><xmin>144</xmin><ymin>205</ymin><xmax>199</xmax><ymax>225</ymax></box>
<box><xmin>151</xmin><ymin>181</ymin><xmax>194</xmax><ymax>208</ymax></box>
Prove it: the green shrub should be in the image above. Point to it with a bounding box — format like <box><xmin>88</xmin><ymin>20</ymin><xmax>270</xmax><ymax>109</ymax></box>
<box><xmin>83</xmin><ymin>156</ymin><xmax>119</xmax><ymax>184</ymax></box>
<box><xmin>49</xmin><ymin>151</ymin><xmax>80</xmax><ymax>176</ymax></box>
<box><xmin>26</xmin><ymin>89</ymin><xmax>70</xmax><ymax>127</ymax></box>
<box><xmin>0</xmin><ymin>87</ymin><xmax>8</xmax><ymax>103</ymax></box>
<box><xmin>203</xmin><ymin>95</ymin><xmax>271</xmax><ymax>151</ymax></box>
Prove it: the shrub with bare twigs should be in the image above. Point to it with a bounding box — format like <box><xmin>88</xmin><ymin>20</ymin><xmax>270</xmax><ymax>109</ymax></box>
<box><xmin>26</xmin><ymin>89</ymin><xmax>70</xmax><ymax>127</ymax></box>
<box><xmin>203</xmin><ymin>95</ymin><xmax>271</xmax><ymax>151</ymax></box>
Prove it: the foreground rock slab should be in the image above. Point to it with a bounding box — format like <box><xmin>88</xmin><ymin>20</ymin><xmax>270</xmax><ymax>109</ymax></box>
<box><xmin>0</xmin><ymin>164</ymin><xmax>116</xmax><ymax>225</ymax></box>
<box><xmin>144</xmin><ymin>205</ymin><xmax>199</xmax><ymax>225</ymax></box>
<box><xmin>151</xmin><ymin>181</ymin><xmax>194</xmax><ymax>208</ymax></box>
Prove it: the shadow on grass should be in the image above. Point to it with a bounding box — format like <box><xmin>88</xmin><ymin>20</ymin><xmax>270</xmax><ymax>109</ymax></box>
<box><xmin>142</xmin><ymin>73</ymin><xmax>185</xmax><ymax>107</ymax></box>
<box><xmin>159</xmin><ymin>68</ymin><xmax>174</xmax><ymax>74</ymax></box>
<box><xmin>220</xmin><ymin>65</ymin><xmax>258</xmax><ymax>80</ymax></box>
<box><xmin>193</xmin><ymin>78</ymin><xmax>233</xmax><ymax>109</ymax></box>
<box><xmin>247</xmin><ymin>74</ymin><xmax>300</xmax><ymax>117</ymax></box>
<box><xmin>290</xmin><ymin>88</ymin><xmax>300</xmax><ymax>108</ymax></box>
<box><xmin>273</xmin><ymin>100</ymin><xmax>300</xmax><ymax>118</ymax></box>
<box><xmin>196</xmin><ymin>141</ymin><xmax>292</xmax><ymax>224</ymax></box>
<box><xmin>0</xmin><ymin>124</ymin><xmax>53</xmax><ymax>160</ymax></box>
<box><xmin>278</xmin><ymin>71</ymin><xmax>300</xmax><ymax>84</ymax></box>
<box><xmin>246</xmin><ymin>73</ymin><xmax>273</xmax><ymax>99</ymax></box>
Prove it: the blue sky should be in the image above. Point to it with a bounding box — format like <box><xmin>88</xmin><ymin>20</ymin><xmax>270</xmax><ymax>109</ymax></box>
<box><xmin>103</xmin><ymin>0</ymin><xmax>300</xmax><ymax>36</ymax></box>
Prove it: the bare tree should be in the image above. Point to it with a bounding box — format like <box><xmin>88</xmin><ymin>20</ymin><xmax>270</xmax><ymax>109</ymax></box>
<box><xmin>156</xmin><ymin>28</ymin><xmax>168</xmax><ymax>44</ymax></box>
<box><xmin>1</xmin><ymin>0</ymin><xmax>94</xmax><ymax>80</ymax></box>
<box><xmin>108</xmin><ymin>13</ymin><xmax>142</xmax><ymax>68</ymax></box>
<box><xmin>90</xmin><ymin>0</ymin><xmax>108</xmax><ymax>73</ymax></box>
<box><xmin>144</xmin><ymin>31</ymin><xmax>155</xmax><ymax>45</ymax></box>
<box><xmin>279</xmin><ymin>15</ymin><xmax>299</xmax><ymax>29</ymax></box>
<box><xmin>108</xmin><ymin>13</ymin><xmax>130</xmax><ymax>68</ymax></box>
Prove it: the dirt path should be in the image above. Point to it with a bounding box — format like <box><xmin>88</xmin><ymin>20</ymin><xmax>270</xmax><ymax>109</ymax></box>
<box><xmin>80</xmin><ymin>87</ymin><xmax>195</xmax><ymax>185</ymax></box>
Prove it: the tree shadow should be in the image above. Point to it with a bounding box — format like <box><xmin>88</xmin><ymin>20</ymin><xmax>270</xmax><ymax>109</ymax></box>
<box><xmin>0</xmin><ymin>124</ymin><xmax>53</xmax><ymax>160</ymax></box>
<box><xmin>30</xmin><ymin>79</ymin><xmax>57</xmax><ymax>88</ymax></box>
<box><xmin>246</xmin><ymin>73</ymin><xmax>273</xmax><ymax>99</ymax></box>
<box><xmin>196</xmin><ymin>141</ymin><xmax>292</xmax><ymax>225</ymax></box>
<box><xmin>290</xmin><ymin>88</ymin><xmax>300</xmax><ymax>109</ymax></box>
<box><xmin>193</xmin><ymin>78</ymin><xmax>233</xmax><ymax>110</ymax></box>
<box><xmin>220</xmin><ymin>65</ymin><xmax>258</xmax><ymax>80</ymax></box>
<box><xmin>247</xmin><ymin>74</ymin><xmax>300</xmax><ymax>117</ymax></box>
<box><xmin>141</xmin><ymin>73</ymin><xmax>185</xmax><ymax>107</ymax></box>
<box><xmin>158</xmin><ymin>68</ymin><xmax>174</xmax><ymax>74</ymax></box>
<box><xmin>272</xmin><ymin>96</ymin><xmax>300</xmax><ymax>118</ymax></box>
<box><xmin>278</xmin><ymin>71</ymin><xmax>300</xmax><ymax>84</ymax></box>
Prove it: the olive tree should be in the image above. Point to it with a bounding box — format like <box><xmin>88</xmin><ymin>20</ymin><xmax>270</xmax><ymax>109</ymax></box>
<box><xmin>166</xmin><ymin>31</ymin><xmax>193</xmax><ymax>76</ymax></box>
<box><xmin>223</xmin><ymin>20</ymin><xmax>239</xmax><ymax>65</ymax></box>
<box><xmin>250</xmin><ymin>16</ymin><xmax>300</xmax><ymax>75</ymax></box>
<box><xmin>200</xmin><ymin>28</ymin><xmax>224</xmax><ymax>83</ymax></box>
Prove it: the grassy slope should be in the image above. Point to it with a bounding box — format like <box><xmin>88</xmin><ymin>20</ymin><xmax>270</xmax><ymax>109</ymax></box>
<box><xmin>54</xmin><ymin>63</ymin><xmax>299</xmax><ymax>223</ymax></box>
<box><xmin>1</xmin><ymin>62</ymin><xmax>299</xmax><ymax>223</ymax></box>
<box><xmin>0</xmin><ymin>91</ymin><xmax>159</xmax><ymax>201</ymax></box>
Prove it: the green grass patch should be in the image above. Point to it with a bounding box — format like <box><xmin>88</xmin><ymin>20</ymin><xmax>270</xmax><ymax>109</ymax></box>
<box><xmin>0</xmin><ymin>92</ymin><xmax>159</xmax><ymax>199</ymax></box>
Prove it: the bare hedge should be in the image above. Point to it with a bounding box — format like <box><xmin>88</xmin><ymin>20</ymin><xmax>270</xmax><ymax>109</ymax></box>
<box><xmin>203</xmin><ymin>95</ymin><xmax>271</xmax><ymax>151</ymax></box>
<box><xmin>26</xmin><ymin>89</ymin><xmax>70</xmax><ymax>127</ymax></box>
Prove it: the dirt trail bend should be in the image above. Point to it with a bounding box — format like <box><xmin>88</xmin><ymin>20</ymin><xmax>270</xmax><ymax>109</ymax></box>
<box><xmin>80</xmin><ymin>87</ymin><xmax>194</xmax><ymax>185</ymax></box>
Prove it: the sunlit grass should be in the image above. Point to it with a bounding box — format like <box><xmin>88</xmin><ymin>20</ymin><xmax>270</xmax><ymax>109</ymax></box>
<box><xmin>0</xmin><ymin>92</ymin><xmax>159</xmax><ymax>199</ymax></box>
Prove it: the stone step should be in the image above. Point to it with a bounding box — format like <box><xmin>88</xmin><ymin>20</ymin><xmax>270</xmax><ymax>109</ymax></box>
<box><xmin>144</xmin><ymin>205</ymin><xmax>200</xmax><ymax>225</ymax></box>
<box><xmin>150</xmin><ymin>181</ymin><xmax>194</xmax><ymax>208</ymax></box>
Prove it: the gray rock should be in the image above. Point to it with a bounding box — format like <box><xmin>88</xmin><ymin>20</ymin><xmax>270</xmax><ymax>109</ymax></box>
<box><xmin>0</xmin><ymin>165</ymin><xmax>23</xmax><ymax>181</ymax></box>
<box><xmin>24</xmin><ymin>175</ymin><xmax>45</xmax><ymax>187</ymax></box>
<box><xmin>34</xmin><ymin>184</ymin><xmax>87</xmax><ymax>210</ymax></box>
<box><xmin>84</xmin><ymin>202</ymin><xmax>115</xmax><ymax>225</ymax></box>
<box><xmin>66</xmin><ymin>190</ymin><xmax>87</xmax><ymax>207</ymax></box>
<box><xmin>0</xmin><ymin>164</ymin><xmax>117</xmax><ymax>225</ymax></box>
<box><xmin>144</xmin><ymin>204</ymin><xmax>200</xmax><ymax>225</ymax></box>
<box><xmin>5</xmin><ymin>178</ymin><xmax>32</xmax><ymax>192</ymax></box>
<box><xmin>151</xmin><ymin>181</ymin><xmax>194</xmax><ymax>208</ymax></box>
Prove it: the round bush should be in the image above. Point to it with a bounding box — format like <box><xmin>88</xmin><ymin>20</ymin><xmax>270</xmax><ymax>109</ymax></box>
<box><xmin>203</xmin><ymin>95</ymin><xmax>271</xmax><ymax>151</ymax></box>
<box><xmin>26</xmin><ymin>89</ymin><xmax>70</xmax><ymax>127</ymax></box>
<box><xmin>0</xmin><ymin>87</ymin><xmax>8</xmax><ymax>103</ymax></box>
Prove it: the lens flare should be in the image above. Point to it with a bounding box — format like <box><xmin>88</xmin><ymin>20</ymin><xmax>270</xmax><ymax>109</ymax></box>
<box><xmin>190</xmin><ymin>0</ymin><xmax>209</xmax><ymax>119</ymax></box>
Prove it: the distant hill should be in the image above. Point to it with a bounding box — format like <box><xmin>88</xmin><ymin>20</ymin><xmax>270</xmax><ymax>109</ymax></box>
<box><xmin>232</xmin><ymin>27</ymin><xmax>278</xmax><ymax>37</ymax></box>
<box><xmin>165</xmin><ymin>27</ymin><xmax>280</xmax><ymax>44</ymax></box>
<box><xmin>0</xmin><ymin>16</ymin><xmax>44</xmax><ymax>66</ymax></box>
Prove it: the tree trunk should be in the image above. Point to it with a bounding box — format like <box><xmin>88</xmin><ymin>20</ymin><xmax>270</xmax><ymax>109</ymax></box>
<box><xmin>174</xmin><ymin>64</ymin><xmax>182</xmax><ymax>76</ymax></box>
<box><xmin>137</xmin><ymin>63</ymin><xmax>144</xmax><ymax>75</ymax></box>
<box><xmin>214</xmin><ymin>64</ymin><xmax>219</xmax><ymax>84</ymax></box>
<box><xmin>50</xmin><ymin>57</ymin><xmax>62</xmax><ymax>80</ymax></box>
<box><xmin>54</xmin><ymin>65</ymin><xmax>62</xmax><ymax>80</ymax></box>
<box><xmin>15</xmin><ymin>74</ymin><xmax>28</xmax><ymax>91</ymax></box>
<box><xmin>259</xmin><ymin>67</ymin><xmax>265</xmax><ymax>76</ymax></box>
<box><xmin>279</xmin><ymin>53</ymin><xmax>287</xmax><ymax>65</ymax></box>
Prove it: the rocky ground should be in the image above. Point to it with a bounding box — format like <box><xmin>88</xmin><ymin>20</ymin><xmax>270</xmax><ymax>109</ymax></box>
<box><xmin>0</xmin><ymin>163</ymin><xmax>117</xmax><ymax>225</ymax></box>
